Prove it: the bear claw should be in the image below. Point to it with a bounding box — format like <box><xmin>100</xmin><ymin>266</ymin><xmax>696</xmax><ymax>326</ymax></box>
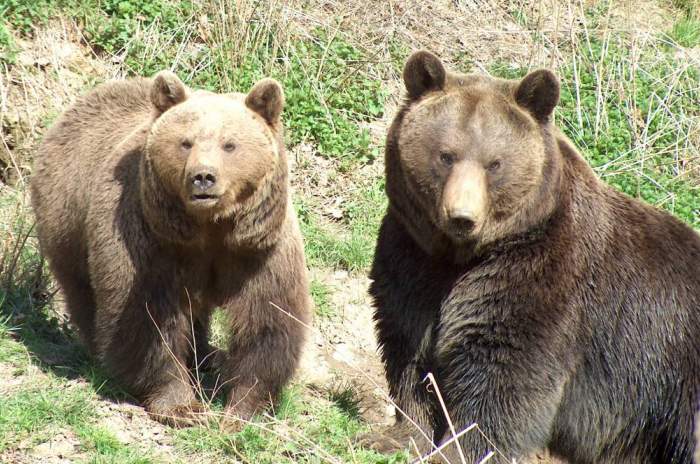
<box><xmin>147</xmin><ymin>400</ymin><xmax>209</xmax><ymax>428</ymax></box>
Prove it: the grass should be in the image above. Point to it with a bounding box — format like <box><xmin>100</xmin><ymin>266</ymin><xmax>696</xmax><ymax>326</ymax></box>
<box><xmin>77</xmin><ymin>425</ymin><xmax>159</xmax><ymax>463</ymax></box>
<box><xmin>672</xmin><ymin>0</ymin><xmax>700</xmax><ymax>19</ymax></box>
<box><xmin>310</xmin><ymin>279</ymin><xmax>333</xmax><ymax>318</ymax></box>
<box><xmin>0</xmin><ymin>0</ymin><xmax>51</xmax><ymax>36</ymax></box>
<box><xmin>297</xmin><ymin>176</ymin><xmax>387</xmax><ymax>272</ymax></box>
<box><xmin>669</xmin><ymin>18</ymin><xmax>700</xmax><ymax>47</ymax></box>
<box><xmin>0</xmin><ymin>381</ymin><xmax>95</xmax><ymax>451</ymax></box>
<box><xmin>0</xmin><ymin>324</ymin><xmax>165</xmax><ymax>462</ymax></box>
<box><xmin>172</xmin><ymin>386</ymin><xmax>406</xmax><ymax>464</ymax></box>
<box><xmin>0</xmin><ymin>0</ymin><xmax>698</xmax><ymax>463</ymax></box>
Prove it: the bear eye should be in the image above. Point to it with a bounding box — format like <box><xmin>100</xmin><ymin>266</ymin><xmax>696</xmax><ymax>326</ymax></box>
<box><xmin>181</xmin><ymin>139</ymin><xmax>193</xmax><ymax>150</ymax></box>
<box><xmin>439</xmin><ymin>152</ymin><xmax>455</xmax><ymax>167</ymax></box>
<box><xmin>488</xmin><ymin>160</ymin><xmax>501</xmax><ymax>172</ymax></box>
<box><xmin>223</xmin><ymin>142</ymin><xmax>236</xmax><ymax>153</ymax></box>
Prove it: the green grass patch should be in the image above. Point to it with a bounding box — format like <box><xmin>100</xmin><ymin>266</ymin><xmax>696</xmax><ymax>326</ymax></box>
<box><xmin>0</xmin><ymin>380</ymin><xmax>96</xmax><ymax>451</ymax></box>
<box><xmin>296</xmin><ymin>176</ymin><xmax>387</xmax><ymax>271</ymax></box>
<box><xmin>0</xmin><ymin>316</ymin><xmax>26</xmax><ymax>366</ymax></box>
<box><xmin>673</xmin><ymin>0</ymin><xmax>700</xmax><ymax>19</ymax></box>
<box><xmin>341</xmin><ymin>176</ymin><xmax>387</xmax><ymax>254</ymax></box>
<box><xmin>174</xmin><ymin>387</ymin><xmax>408</xmax><ymax>463</ymax></box>
<box><xmin>310</xmin><ymin>279</ymin><xmax>333</xmax><ymax>318</ymax></box>
<box><xmin>17</xmin><ymin>0</ymin><xmax>388</xmax><ymax>168</ymax></box>
<box><xmin>77</xmin><ymin>0</ymin><xmax>194</xmax><ymax>56</ymax></box>
<box><xmin>296</xmin><ymin>201</ymin><xmax>351</xmax><ymax>269</ymax></box>
<box><xmin>0</xmin><ymin>311</ymin><xmax>161</xmax><ymax>462</ymax></box>
<box><xmin>0</xmin><ymin>20</ymin><xmax>18</xmax><ymax>64</ymax></box>
<box><xmin>0</xmin><ymin>353</ymin><xmax>159</xmax><ymax>462</ymax></box>
<box><xmin>0</xmin><ymin>188</ymin><xmax>47</xmax><ymax>316</ymax></box>
<box><xmin>76</xmin><ymin>424</ymin><xmax>162</xmax><ymax>463</ymax></box>
<box><xmin>188</xmin><ymin>27</ymin><xmax>387</xmax><ymax>168</ymax></box>
<box><xmin>326</xmin><ymin>383</ymin><xmax>362</xmax><ymax>420</ymax></box>
<box><xmin>669</xmin><ymin>18</ymin><xmax>700</xmax><ymax>47</ymax></box>
<box><xmin>0</xmin><ymin>0</ymin><xmax>52</xmax><ymax>35</ymax></box>
<box><xmin>297</xmin><ymin>203</ymin><xmax>372</xmax><ymax>272</ymax></box>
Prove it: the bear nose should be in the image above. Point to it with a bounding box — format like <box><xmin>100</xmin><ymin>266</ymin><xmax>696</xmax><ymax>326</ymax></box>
<box><xmin>448</xmin><ymin>210</ymin><xmax>476</xmax><ymax>232</ymax></box>
<box><xmin>190</xmin><ymin>167</ymin><xmax>218</xmax><ymax>192</ymax></box>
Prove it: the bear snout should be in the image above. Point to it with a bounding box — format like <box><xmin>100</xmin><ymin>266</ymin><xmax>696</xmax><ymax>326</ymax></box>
<box><xmin>440</xmin><ymin>161</ymin><xmax>487</xmax><ymax>239</ymax></box>
<box><xmin>187</xmin><ymin>165</ymin><xmax>221</xmax><ymax>202</ymax></box>
<box><xmin>446</xmin><ymin>211</ymin><xmax>476</xmax><ymax>233</ymax></box>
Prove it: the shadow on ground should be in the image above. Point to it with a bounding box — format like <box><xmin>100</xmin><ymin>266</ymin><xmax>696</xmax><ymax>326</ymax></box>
<box><xmin>0</xmin><ymin>252</ymin><xmax>135</xmax><ymax>402</ymax></box>
<box><xmin>0</xmin><ymin>253</ymin><xmax>231</xmax><ymax>411</ymax></box>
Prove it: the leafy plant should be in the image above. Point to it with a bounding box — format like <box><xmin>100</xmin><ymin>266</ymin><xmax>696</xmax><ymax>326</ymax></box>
<box><xmin>0</xmin><ymin>0</ymin><xmax>51</xmax><ymax>35</ymax></box>
<box><xmin>76</xmin><ymin>0</ymin><xmax>195</xmax><ymax>56</ymax></box>
<box><xmin>0</xmin><ymin>21</ymin><xmax>18</xmax><ymax>64</ymax></box>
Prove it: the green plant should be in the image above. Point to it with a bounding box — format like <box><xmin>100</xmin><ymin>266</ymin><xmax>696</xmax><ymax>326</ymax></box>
<box><xmin>88</xmin><ymin>5</ymin><xmax>386</xmax><ymax>168</ymax></box>
<box><xmin>173</xmin><ymin>387</ymin><xmax>408</xmax><ymax>463</ymax></box>
<box><xmin>215</xmin><ymin>29</ymin><xmax>387</xmax><ymax>167</ymax></box>
<box><xmin>672</xmin><ymin>0</ymin><xmax>699</xmax><ymax>19</ymax></box>
<box><xmin>669</xmin><ymin>18</ymin><xmax>700</xmax><ymax>47</ymax></box>
<box><xmin>0</xmin><ymin>0</ymin><xmax>51</xmax><ymax>35</ymax></box>
<box><xmin>75</xmin><ymin>0</ymin><xmax>194</xmax><ymax>56</ymax></box>
<box><xmin>327</xmin><ymin>383</ymin><xmax>362</xmax><ymax>420</ymax></box>
<box><xmin>0</xmin><ymin>21</ymin><xmax>18</xmax><ymax>64</ymax></box>
<box><xmin>296</xmin><ymin>192</ymin><xmax>382</xmax><ymax>272</ymax></box>
<box><xmin>77</xmin><ymin>425</ymin><xmax>160</xmax><ymax>463</ymax></box>
<box><xmin>0</xmin><ymin>381</ymin><xmax>95</xmax><ymax>451</ymax></box>
<box><xmin>310</xmin><ymin>279</ymin><xmax>333</xmax><ymax>318</ymax></box>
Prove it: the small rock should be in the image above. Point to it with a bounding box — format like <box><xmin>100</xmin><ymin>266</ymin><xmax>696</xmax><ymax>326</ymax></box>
<box><xmin>331</xmin><ymin>343</ymin><xmax>355</xmax><ymax>365</ymax></box>
<box><xmin>29</xmin><ymin>432</ymin><xmax>79</xmax><ymax>461</ymax></box>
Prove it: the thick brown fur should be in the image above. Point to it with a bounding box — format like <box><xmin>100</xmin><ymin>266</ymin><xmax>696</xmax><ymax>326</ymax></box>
<box><xmin>369</xmin><ymin>51</ymin><xmax>700</xmax><ymax>463</ymax></box>
<box><xmin>31</xmin><ymin>71</ymin><xmax>311</xmax><ymax>427</ymax></box>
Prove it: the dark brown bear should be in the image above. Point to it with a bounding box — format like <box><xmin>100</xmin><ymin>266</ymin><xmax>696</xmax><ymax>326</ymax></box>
<box><xmin>368</xmin><ymin>51</ymin><xmax>700</xmax><ymax>463</ymax></box>
<box><xmin>31</xmin><ymin>71</ymin><xmax>311</xmax><ymax>427</ymax></box>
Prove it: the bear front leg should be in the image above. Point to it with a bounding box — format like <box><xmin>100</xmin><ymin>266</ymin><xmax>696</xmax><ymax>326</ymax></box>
<box><xmin>90</xmin><ymin>248</ymin><xmax>206</xmax><ymax>427</ymax></box>
<box><xmin>219</xmin><ymin>245</ymin><xmax>309</xmax><ymax>429</ymax></box>
<box><xmin>367</xmin><ymin>215</ymin><xmax>456</xmax><ymax>455</ymax></box>
<box><xmin>362</xmin><ymin>325</ymin><xmax>443</xmax><ymax>456</ymax></box>
<box><xmin>431</xmin><ymin>366</ymin><xmax>567</xmax><ymax>463</ymax></box>
<box><xmin>95</xmin><ymin>285</ymin><xmax>207</xmax><ymax>426</ymax></box>
<box><xmin>430</xmin><ymin>314</ymin><xmax>573</xmax><ymax>463</ymax></box>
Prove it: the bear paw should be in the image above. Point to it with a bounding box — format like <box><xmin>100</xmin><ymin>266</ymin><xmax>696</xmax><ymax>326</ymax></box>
<box><xmin>357</xmin><ymin>421</ymin><xmax>434</xmax><ymax>455</ymax></box>
<box><xmin>219</xmin><ymin>401</ymin><xmax>258</xmax><ymax>433</ymax></box>
<box><xmin>146</xmin><ymin>400</ymin><xmax>209</xmax><ymax>428</ymax></box>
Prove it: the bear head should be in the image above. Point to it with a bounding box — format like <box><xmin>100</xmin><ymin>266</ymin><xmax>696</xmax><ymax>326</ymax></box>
<box><xmin>141</xmin><ymin>71</ymin><xmax>288</xmax><ymax>249</ymax></box>
<box><xmin>387</xmin><ymin>51</ymin><xmax>562</xmax><ymax>258</ymax></box>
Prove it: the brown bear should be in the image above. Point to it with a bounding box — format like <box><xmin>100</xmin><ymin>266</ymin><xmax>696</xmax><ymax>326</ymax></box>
<box><xmin>31</xmin><ymin>71</ymin><xmax>311</xmax><ymax>427</ymax></box>
<box><xmin>368</xmin><ymin>50</ymin><xmax>700</xmax><ymax>463</ymax></box>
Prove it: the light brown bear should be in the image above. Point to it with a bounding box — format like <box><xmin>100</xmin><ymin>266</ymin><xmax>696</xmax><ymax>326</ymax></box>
<box><xmin>31</xmin><ymin>71</ymin><xmax>311</xmax><ymax>427</ymax></box>
<box><xmin>368</xmin><ymin>51</ymin><xmax>700</xmax><ymax>463</ymax></box>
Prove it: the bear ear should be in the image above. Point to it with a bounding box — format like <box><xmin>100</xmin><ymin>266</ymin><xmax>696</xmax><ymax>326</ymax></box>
<box><xmin>245</xmin><ymin>78</ymin><xmax>285</xmax><ymax>125</ymax></box>
<box><xmin>514</xmin><ymin>69</ymin><xmax>560</xmax><ymax>122</ymax></box>
<box><xmin>151</xmin><ymin>71</ymin><xmax>188</xmax><ymax>113</ymax></box>
<box><xmin>403</xmin><ymin>50</ymin><xmax>447</xmax><ymax>100</ymax></box>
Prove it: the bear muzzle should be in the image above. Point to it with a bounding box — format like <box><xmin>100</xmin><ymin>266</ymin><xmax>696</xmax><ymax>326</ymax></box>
<box><xmin>440</xmin><ymin>162</ymin><xmax>487</xmax><ymax>240</ymax></box>
<box><xmin>186</xmin><ymin>164</ymin><xmax>223</xmax><ymax>208</ymax></box>
<box><xmin>446</xmin><ymin>210</ymin><xmax>476</xmax><ymax>233</ymax></box>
